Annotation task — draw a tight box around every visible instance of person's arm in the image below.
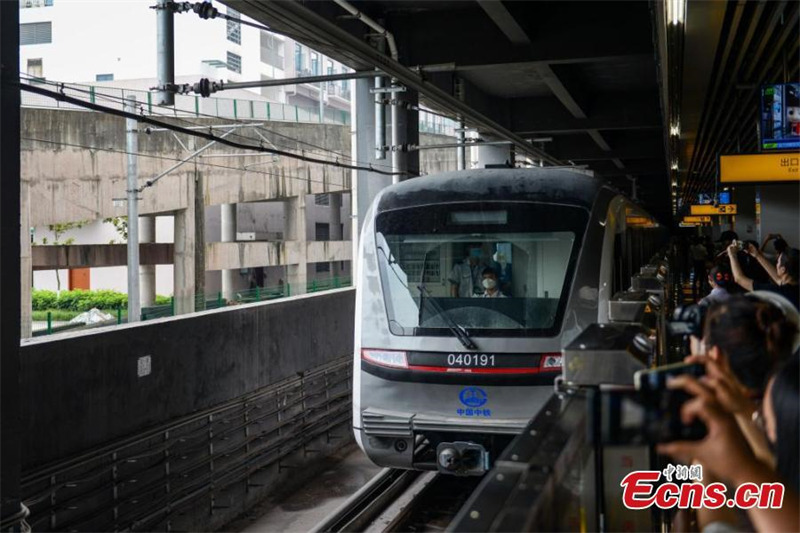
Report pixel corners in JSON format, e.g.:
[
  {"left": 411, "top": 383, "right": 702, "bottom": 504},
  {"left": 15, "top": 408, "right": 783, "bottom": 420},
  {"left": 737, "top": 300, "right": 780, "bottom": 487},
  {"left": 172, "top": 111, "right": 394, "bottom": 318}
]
[
  {"left": 728, "top": 245, "right": 754, "bottom": 291},
  {"left": 760, "top": 233, "right": 775, "bottom": 252},
  {"left": 658, "top": 378, "right": 800, "bottom": 532},
  {"left": 746, "top": 243, "right": 781, "bottom": 284},
  {"left": 729, "top": 459, "right": 800, "bottom": 532},
  {"left": 448, "top": 265, "right": 459, "bottom": 297}
]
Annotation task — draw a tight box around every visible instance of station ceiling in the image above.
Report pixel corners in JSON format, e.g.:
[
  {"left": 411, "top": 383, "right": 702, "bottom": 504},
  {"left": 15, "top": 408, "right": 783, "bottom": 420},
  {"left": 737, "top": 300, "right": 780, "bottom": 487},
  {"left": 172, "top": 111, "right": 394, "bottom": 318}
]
[{"left": 229, "top": 0, "right": 797, "bottom": 222}]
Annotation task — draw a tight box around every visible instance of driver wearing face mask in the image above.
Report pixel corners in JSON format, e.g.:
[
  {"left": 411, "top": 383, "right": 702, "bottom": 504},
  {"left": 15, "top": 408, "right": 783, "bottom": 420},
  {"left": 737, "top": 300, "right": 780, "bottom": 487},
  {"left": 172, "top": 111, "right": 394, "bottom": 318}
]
[{"left": 475, "top": 267, "right": 506, "bottom": 298}]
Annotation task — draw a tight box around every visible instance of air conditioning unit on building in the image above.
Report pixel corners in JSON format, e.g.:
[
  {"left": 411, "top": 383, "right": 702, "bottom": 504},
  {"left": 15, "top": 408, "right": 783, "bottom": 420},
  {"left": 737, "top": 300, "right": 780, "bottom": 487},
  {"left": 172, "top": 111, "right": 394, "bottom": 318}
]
[{"left": 236, "top": 232, "right": 256, "bottom": 241}]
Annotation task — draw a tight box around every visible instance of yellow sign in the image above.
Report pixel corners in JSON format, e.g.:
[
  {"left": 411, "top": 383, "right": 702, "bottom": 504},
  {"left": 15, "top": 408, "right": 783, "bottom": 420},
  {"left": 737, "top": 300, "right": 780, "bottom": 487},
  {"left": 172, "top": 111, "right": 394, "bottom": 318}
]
[
  {"left": 682, "top": 216, "right": 712, "bottom": 223},
  {"left": 626, "top": 216, "right": 650, "bottom": 225},
  {"left": 720, "top": 153, "right": 800, "bottom": 183},
  {"left": 690, "top": 204, "right": 738, "bottom": 215}
]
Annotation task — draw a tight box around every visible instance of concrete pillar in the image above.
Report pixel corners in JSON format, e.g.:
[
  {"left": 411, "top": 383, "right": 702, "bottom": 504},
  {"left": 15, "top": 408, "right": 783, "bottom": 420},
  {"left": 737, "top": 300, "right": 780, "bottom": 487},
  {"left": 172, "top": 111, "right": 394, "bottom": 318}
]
[
  {"left": 390, "top": 88, "right": 420, "bottom": 183},
  {"left": 352, "top": 77, "right": 394, "bottom": 281},
  {"left": 330, "top": 193, "right": 342, "bottom": 277},
  {"left": 139, "top": 216, "right": 156, "bottom": 308},
  {"left": 194, "top": 171, "right": 205, "bottom": 308},
  {"left": 220, "top": 203, "right": 237, "bottom": 299},
  {"left": 173, "top": 174, "right": 196, "bottom": 314},
  {"left": 477, "top": 134, "right": 514, "bottom": 168},
  {"left": 286, "top": 195, "right": 307, "bottom": 295},
  {"left": 20, "top": 181, "right": 31, "bottom": 339}
]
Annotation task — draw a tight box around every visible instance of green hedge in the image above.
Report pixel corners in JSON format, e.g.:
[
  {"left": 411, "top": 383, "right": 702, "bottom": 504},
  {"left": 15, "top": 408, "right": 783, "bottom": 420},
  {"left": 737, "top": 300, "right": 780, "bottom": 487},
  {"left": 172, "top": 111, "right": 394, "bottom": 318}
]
[{"left": 32, "top": 289, "right": 172, "bottom": 312}]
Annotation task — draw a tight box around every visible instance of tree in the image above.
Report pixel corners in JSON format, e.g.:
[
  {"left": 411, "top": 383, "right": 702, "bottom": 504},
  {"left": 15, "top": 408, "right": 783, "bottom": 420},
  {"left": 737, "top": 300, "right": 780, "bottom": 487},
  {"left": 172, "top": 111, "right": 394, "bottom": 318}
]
[
  {"left": 45, "top": 220, "right": 90, "bottom": 291},
  {"left": 103, "top": 216, "right": 128, "bottom": 244}
]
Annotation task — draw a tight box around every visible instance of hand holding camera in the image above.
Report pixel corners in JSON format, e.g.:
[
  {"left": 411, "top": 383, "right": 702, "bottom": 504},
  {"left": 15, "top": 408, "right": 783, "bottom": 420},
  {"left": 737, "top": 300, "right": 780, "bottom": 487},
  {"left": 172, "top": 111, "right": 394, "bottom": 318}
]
[
  {"left": 684, "top": 353, "right": 753, "bottom": 416},
  {"left": 656, "top": 375, "right": 758, "bottom": 484}
]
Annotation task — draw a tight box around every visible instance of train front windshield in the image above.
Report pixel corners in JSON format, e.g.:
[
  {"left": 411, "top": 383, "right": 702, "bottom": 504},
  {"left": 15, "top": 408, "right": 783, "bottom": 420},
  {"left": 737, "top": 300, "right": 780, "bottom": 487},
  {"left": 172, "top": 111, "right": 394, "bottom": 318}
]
[{"left": 375, "top": 202, "right": 589, "bottom": 337}]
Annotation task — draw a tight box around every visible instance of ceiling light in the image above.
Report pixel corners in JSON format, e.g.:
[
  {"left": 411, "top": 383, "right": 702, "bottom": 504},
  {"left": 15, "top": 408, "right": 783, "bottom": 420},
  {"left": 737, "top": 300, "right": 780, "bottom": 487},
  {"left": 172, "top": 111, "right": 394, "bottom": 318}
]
[
  {"left": 671, "top": 161, "right": 679, "bottom": 171},
  {"left": 667, "top": 0, "right": 686, "bottom": 25},
  {"left": 670, "top": 122, "right": 680, "bottom": 136}
]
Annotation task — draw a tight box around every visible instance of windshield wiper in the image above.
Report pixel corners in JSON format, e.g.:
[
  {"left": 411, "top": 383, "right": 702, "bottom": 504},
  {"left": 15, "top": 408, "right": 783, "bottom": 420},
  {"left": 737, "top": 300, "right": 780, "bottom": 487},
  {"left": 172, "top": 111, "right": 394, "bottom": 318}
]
[{"left": 417, "top": 285, "right": 477, "bottom": 350}]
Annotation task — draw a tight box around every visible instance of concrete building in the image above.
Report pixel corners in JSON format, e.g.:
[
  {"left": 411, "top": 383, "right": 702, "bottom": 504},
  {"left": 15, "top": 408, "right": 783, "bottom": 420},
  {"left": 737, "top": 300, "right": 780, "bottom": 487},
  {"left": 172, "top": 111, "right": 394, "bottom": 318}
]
[{"left": 21, "top": 106, "right": 458, "bottom": 335}]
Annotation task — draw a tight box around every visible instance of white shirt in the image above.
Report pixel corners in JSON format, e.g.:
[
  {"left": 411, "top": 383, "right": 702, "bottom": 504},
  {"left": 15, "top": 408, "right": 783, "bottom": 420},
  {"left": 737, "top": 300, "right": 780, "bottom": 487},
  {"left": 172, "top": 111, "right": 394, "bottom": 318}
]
[{"left": 474, "top": 289, "right": 506, "bottom": 298}]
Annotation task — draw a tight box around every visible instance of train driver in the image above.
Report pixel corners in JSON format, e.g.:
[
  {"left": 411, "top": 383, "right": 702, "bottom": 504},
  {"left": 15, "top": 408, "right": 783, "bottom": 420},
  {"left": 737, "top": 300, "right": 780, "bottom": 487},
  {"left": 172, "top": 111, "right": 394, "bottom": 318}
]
[
  {"left": 449, "top": 245, "right": 486, "bottom": 297},
  {"left": 475, "top": 268, "right": 506, "bottom": 298}
]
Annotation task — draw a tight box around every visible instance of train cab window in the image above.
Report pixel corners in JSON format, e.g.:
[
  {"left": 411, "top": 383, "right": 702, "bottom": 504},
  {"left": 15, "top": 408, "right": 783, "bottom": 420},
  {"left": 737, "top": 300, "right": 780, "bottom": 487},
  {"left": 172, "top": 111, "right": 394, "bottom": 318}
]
[{"left": 374, "top": 202, "right": 588, "bottom": 337}]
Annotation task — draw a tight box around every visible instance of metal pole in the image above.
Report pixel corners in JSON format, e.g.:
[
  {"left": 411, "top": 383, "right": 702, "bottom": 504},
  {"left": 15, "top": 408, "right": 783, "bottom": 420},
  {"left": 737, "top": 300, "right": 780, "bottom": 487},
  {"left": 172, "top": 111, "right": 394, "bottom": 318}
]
[
  {"left": 156, "top": 0, "right": 175, "bottom": 106},
  {"left": 375, "top": 75, "right": 385, "bottom": 160},
  {"left": 391, "top": 93, "right": 401, "bottom": 183},
  {"left": 126, "top": 96, "right": 141, "bottom": 322},
  {"left": 319, "top": 81, "right": 325, "bottom": 123},
  {"left": 145, "top": 127, "right": 241, "bottom": 189},
  {"left": 457, "top": 120, "right": 466, "bottom": 170}
]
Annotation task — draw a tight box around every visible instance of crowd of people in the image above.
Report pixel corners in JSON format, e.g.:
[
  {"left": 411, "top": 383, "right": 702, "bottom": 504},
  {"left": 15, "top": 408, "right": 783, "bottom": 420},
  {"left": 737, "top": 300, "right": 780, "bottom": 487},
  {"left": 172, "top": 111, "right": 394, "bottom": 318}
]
[
  {"left": 659, "top": 230, "right": 800, "bottom": 531},
  {"left": 679, "top": 231, "right": 800, "bottom": 310}
]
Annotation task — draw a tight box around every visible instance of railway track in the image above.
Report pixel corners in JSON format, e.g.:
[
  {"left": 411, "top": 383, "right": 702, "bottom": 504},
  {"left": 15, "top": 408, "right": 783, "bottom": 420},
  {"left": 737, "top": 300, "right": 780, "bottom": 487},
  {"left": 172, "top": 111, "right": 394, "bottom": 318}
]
[{"left": 314, "top": 468, "right": 482, "bottom": 532}]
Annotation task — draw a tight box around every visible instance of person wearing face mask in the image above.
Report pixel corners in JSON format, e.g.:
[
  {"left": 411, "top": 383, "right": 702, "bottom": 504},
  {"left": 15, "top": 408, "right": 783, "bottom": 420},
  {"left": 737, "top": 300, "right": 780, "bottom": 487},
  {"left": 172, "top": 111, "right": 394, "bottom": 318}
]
[
  {"left": 475, "top": 268, "right": 505, "bottom": 298},
  {"left": 449, "top": 245, "right": 485, "bottom": 298}
]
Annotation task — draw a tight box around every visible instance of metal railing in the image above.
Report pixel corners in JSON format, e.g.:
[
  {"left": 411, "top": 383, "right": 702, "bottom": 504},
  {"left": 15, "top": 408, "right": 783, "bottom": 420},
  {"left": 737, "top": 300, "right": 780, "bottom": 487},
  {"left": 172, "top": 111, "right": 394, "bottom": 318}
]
[
  {"left": 21, "top": 79, "right": 456, "bottom": 135},
  {"left": 20, "top": 80, "right": 352, "bottom": 126},
  {"left": 31, "top": 277, "right": 352, "bottom": 335},
  {"left": 141, "top": 276, "right": 352, "bottom": 322}
]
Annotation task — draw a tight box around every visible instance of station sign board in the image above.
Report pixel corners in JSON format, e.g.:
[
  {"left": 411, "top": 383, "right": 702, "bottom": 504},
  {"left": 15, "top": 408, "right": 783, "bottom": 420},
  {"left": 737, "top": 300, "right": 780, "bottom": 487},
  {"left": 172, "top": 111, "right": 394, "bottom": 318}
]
[
  {"left": 720, "top": 153, "right": 800, "bottom": 183},
  {"left": 690, "top": 204, "right": 738, "bottom": 215},
  {"left": 682, "top": 216, "right": 712, "bottom": 223}
]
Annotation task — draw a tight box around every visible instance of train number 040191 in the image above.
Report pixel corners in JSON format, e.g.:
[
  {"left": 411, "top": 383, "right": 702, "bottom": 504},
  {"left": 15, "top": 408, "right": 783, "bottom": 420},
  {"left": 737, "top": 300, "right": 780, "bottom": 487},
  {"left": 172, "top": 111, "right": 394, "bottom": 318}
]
[{"left": 446, "top": 353, "right": 496, "bottom": 367}]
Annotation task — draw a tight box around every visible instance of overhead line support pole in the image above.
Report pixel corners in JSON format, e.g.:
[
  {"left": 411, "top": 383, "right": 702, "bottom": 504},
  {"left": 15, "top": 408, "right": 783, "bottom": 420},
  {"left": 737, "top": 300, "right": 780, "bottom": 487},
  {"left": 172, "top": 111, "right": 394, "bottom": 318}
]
[
  {"left": 126, "top": 96, "right": 141, "bottom": 323},
  {"left": 156, "top": 0, "right": 175, "bottom": 106}
]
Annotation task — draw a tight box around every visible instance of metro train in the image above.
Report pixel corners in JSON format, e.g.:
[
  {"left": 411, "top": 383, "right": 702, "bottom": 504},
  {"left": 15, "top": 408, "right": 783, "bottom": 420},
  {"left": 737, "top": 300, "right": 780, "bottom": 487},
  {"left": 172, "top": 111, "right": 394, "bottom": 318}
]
[{"left": 352, "top": 168, "right": 663, "bottom": 475}]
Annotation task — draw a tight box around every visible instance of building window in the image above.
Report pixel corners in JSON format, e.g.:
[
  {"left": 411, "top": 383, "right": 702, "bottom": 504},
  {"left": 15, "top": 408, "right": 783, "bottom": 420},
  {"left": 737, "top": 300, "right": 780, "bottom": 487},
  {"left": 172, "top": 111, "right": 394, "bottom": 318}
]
[
  {"left": 310, "top": 52, "right": 319, "bottom": 75},
  {"left": 315, "top": 223, "right": 330, "bottom": 241},
  {"left": 294, "top": 43, "right": 303, "bottom": 73},
  {"left": 227, "top": 51, "right": 241, "bottom": 74},
  {"left": 316, "top": 262, "right": 331, "bottom": 273},
  {"left": 260, "top": 31, "right": 283, "bottom": 68},
  {"left": 327, "top": 60, "right": 335, "bottom": 90},
  {"left": 26, "top": 58, "right": 43, "bottom": 79},
  {"left": 314, "top": 194, "right": 330, "bottom": 206},
  {"left": 95, "top": 73, "right": 113, "bottom": 82},
  {"left": 20, "top": 21, "right": 52, "bottom": 45},
  {"left": 226, "top": 7, "right": 241, "bottom": 44},
  {"left": 21, "top": 0, "right": 53, "bottom": 8}
]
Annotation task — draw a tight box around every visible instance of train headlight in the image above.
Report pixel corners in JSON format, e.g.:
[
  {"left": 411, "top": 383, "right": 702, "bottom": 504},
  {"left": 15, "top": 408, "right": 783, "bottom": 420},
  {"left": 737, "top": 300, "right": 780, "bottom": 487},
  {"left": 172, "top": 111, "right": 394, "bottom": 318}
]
[
  {"left": 362, "top": 349, "right": 408, "bottom": 369},
  {"left": 540, "top": 353, "right": 563, "bottom": 371}
]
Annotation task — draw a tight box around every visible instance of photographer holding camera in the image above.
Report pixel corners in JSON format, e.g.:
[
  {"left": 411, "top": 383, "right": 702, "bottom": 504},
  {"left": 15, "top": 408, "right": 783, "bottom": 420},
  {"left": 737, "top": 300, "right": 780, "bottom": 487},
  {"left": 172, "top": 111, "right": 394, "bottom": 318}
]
[
  {"left": 727, "top": 243, "right": 799, "bottom": 309},
  {"left": 657, "top": 296, "right": 799, "bottom": 532},
  {"left": 659, "top": 353, "right": 799, "bottom": 532}
]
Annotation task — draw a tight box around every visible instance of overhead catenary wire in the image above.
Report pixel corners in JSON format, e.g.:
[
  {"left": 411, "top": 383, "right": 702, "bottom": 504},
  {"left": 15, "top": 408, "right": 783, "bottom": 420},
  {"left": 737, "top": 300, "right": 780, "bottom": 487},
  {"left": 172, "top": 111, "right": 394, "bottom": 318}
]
[
  {"left": 19, "top": 74, "right": 401, "bottom": 173},
  {"left": 19, "top": 81, "right": 407, "bottom": 177},
  {"left": 21, "top": 137, "right": 351, "bottom": 192}
]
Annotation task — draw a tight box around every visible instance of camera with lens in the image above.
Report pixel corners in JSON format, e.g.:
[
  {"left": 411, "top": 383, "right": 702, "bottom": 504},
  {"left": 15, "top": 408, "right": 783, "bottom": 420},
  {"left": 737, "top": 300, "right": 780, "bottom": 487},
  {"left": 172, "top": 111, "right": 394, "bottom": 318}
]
[
  {"left": 667, "top": 304, "right": 707, "bottom": 355},
  {"left": 595, "top": 362, "right": 707, "bottom": 445}
]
